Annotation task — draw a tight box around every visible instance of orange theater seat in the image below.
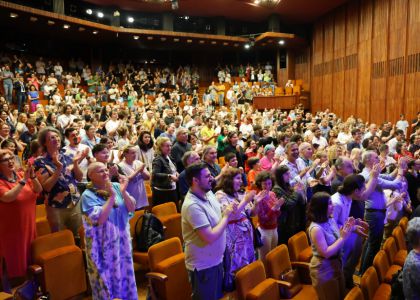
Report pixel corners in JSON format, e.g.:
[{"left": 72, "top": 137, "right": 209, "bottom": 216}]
[
  {"left": 392, "top": 226, "right": 407, "bottom": 252},
  {"left": 218, "top": 157, "right": 226, "bottom": 167},
  {"left": 285, "top": 87, "right": 293, "bottom": 95},
  {"left": 360, "top": 267, "right": 391, "bottom": 300},
  {"left": 344, "top": 286, "right": 364, "bottom": 300},
  {"left": 265, "top": 245, "right": 317, "bottom": 299},
  {"left": 35, "top": 204, "right": 51, "bottom": 237},
  {"left": 146, "top": 238, "right": 191, "bottom": 300},
  {"left": 382, "top": 237, "right": 407, "bottom": 267},
  {"left": 129, "top": 210, "right": 149, "bottom": 270},
  {"left": 288, "top": 231, "right": 313, "bottom": 263},
  {"left": 372, "top": 250, "right": 401, "bottom": 284},
  {"left": 31, "top": 230, "right": 87, "bottom": 300},
  {"left": 235, "top": 260, "right": 279, "bottom": 300},
  {"left": 398, "top": 217, "right": 408, "bottom": 234},
  {"left": 152, "top": 202, "right": 183, "bottom": 243}
]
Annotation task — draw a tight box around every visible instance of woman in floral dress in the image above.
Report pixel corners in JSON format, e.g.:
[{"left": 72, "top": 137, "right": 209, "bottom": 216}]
[
  {"left": 81, "top": 162, "right": 137, "bottom": 299},
  {"left": 215, "top": 168, "right": 262, "bottom": 291}
]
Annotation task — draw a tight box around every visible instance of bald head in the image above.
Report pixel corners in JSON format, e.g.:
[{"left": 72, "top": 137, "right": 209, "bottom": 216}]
[{"left": 87, "top": 162, "right": 106, "bottom": 178}]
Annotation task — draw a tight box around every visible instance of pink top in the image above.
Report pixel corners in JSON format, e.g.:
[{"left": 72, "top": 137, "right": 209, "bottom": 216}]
[{"left": 259, "top": 156, "right": 273, "bottom": 171}]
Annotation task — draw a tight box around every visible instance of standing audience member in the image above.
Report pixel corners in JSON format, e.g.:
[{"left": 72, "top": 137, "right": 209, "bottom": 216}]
[
  {"left": 34, "top": 127, "right": 86, "bottom": 238},
  {"left": 307, "top": 192, "right": 354, "bottom": 300},
  {"left": 215, "top": 168, "right": 258, "bottom": 291},
  {"left": 151, "top": 137, "right": 178, "bottom": 206},
  {"left": 0, "top": 150, "right": 42, "bottom": 282},
  {"left": 181, "top": 163, "right": 235, "bottom": 300},
  {"left": 170, "top": 128, "right": 192, "bottom": 173},
  {"left": 178, "top": 151, "right": 201, "bottom": 202},
  {"left": 81, "top": 162, "right": 137, "bottom": 299},
  {"left": 137, "top": 130, "right": 154, "bottom": 172}
]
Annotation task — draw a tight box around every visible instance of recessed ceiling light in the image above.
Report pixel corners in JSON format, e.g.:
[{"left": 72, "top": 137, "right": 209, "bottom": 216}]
[
  {"left": 127, "top": 17, "right": 134, "bottom": 23},
  {"left": 174, "top": 38, "right": 180, "bottom": 42},
  {"left": 244, "top": 44, "right": 250, "bottom": 49},
  {"left": 10, "top": 13, "right": 18, "bottom": 18},
  {"left": 97, "top": 12, "right": 104, "bottom": 18},
  {"left": 134, "top": 35, "right": 139, "bottom": 40},
  {"left": 254, "top": 0, "right": 260, "bottom": 4},
  {"left": 187, "top": 39, "right": 192, "bottom": 43},
  {"left": 279, "top": 40, "right": 285, "bottom": 45},
  {"left": 211, "top": 41, "right": 217, "bottom": 45},
  {"left": 161, "top": 37, "right": 167, "bottom": 41},
  {"left": 47, "top": 20, "right": 55, "bottom": 25},
  {"left": 63, "top": 24, "right": 70, "bottom": 29},
  {"left": 86, "top": 9, "right": 93, "bottom": 15},
  {"left": 147, "top": 36, "right": 154, "bottom": 40},
  {"left": 79, "top": 27, "right": 85, "bottom": 31},
  {"left": 93, "top": 30, "right": 98, "bottom": 34},
  {"left": 199, "top": 40, "right": 205, "bottom": 44},
  {"left": 234, "top": 43, "right": 239, "bottom": 47},
  {"left": 30, "top": 16, "right": 38, "bottom": 22},
  {"left": 223, "top": 42, "right": 228, "bottom": 46}
]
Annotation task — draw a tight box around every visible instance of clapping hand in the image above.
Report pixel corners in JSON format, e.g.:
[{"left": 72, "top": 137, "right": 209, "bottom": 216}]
[
  {"left": 340, "top": 218, "right": 355, "bottom": 240},
  {"left": 353, "top": 218, "right": 369, "bottom": 238},
  {"left": 119, "top": 175, "right": 129, "bottom": 193},
  {"left": 73, "top": 148, "right": 89, "bottom": 163},
  {"left": 254, "top": 190, "right": 268, "bottom": 203},
  {"left": 24, "top": 165, "right": 35, "bottom": 181},
  {"left": 51, "top": 152, "right": 63, "bottom": 171},
  {"left": 244, "top": 190, "right": 257, "bottom": 203},
  {"left": 371, "top": 163, "right": 382, "bottom": 178}
]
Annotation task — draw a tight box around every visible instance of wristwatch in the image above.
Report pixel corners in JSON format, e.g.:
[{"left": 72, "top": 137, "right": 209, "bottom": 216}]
[{"left": 19, "top": 180, "right": 27, "bottom": 186}]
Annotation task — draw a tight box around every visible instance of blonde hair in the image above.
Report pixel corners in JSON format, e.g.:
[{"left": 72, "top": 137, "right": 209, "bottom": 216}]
[
  {"left": 119, "top": 144, "right": 136, "bottom": 160},
  {"left": 154, "top": 137, "right": 171, "bottom": 156}
]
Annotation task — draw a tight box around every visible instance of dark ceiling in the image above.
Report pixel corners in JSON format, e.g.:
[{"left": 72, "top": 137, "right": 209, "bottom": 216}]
[{"left": 82, "top": 0, "right": 351, "bottom": 23}]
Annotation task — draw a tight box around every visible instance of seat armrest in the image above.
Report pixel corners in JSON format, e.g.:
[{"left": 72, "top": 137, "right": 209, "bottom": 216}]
[
  {"left": 274, "top": 279, "right": 292, "bottom": 288},
  {"left": 28, "top": 264, "right": 43, "bottom": 275},
  {"left": 291, "top": 261, "right": 310, "bottom": 269},
  {"left": 146, "top": 272, "right": 168, "bottom": 282}
]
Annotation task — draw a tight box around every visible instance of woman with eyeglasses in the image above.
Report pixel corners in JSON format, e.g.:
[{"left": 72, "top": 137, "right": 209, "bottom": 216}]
[{"left": 0, "top": 149, "right": 42, "bottom": 283}]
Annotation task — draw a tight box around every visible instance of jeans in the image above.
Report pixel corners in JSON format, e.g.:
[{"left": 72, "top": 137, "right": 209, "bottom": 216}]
[
  {"left": 3, "top": 81, "right": 13, "bottom": 103},
  {"left": 360, "top": 210, "right": 385, "bottom": 274},
  {"left": 218, "top": 94, "right": 224, "bottom": 106},
  {"left": 188, "top": 263, "right": 223, "bottom": 300},
  {"left": 16, "top": 92, "right": 26, "bottom": 112}
]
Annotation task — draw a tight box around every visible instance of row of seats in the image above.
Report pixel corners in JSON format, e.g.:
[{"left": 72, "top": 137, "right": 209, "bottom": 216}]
[{"left": 344, "top": 220, "right": 408, "bottom": 300}]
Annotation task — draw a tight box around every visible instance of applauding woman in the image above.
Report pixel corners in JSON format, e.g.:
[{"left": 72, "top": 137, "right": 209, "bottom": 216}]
[
  {"left": 307, "top": 192, "right": 354, "bottom": 300},
  {"left": 81, "top": 162, "right": 137, "bottom": 299},
  {"left": 215, "top": 168, "right": 259, "bottom": 291},
  {"left": 118, "top": 145, "right": 150, "bottom": 210},
  {"left": 0, "top": 150, "right": 42, "bottom": 282}
]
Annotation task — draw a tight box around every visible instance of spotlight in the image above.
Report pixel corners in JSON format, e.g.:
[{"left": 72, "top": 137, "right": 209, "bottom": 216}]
[
  {"left": 93, "top": 30, "right": 98, "bottom": 34},
  {"left": 128, "top": 17, "right": 134, "bottom": 23},
  {"left": 86, "top": 9, "right": 92, "bottom": 15},
  {"left": 279, "top": 40, "right": 285, "bottom": 45},
  {"left": 244, "top": 43, "right": 250, "bottom": 49},
  {"left": 63, "top": 24, "right": 70, "bottom": 29},
  {"left": 47, "top": 20, "right": 55, "bottom": 25},
  {"left": 10, "top": 13, "right": 18, "bottom": 18},
  {"left": 134, "top": 35, "right": 139, "bottom": 40},
  {"left": 113, "top": 11, "right": 120, "bottom": 17},
  {"left": 97, "top": 12, "right": 104, "bottom": 18}
]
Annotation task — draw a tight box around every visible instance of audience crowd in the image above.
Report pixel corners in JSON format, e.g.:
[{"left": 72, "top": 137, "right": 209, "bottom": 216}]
[{"left": 0, "top": 53, "right": 420, "bottom": 300}]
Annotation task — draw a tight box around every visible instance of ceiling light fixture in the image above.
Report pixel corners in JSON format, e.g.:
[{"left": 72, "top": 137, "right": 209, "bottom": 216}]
[
  {"left": 47, "top": 20, "right": 55, "bottom": 25},
  {"left": 79, "top": 27, "right": 85, "bottom": 31},
  {"left": 63, "top": 24, "right": 70, "bottom": 29},
  {"left": 127, "top": 17, "right": 134, "bottom": 23},
  {"left": 86, "top": 9, "right": 92, "bottom": 15},
  {"left": 244, "top": 43, "right": 250, "bottom": 49},
  {"left": 93, "top": 30, "right": 98, "bottom": 34},
  {"left": 97, "top": 12, "right": 104, "bottom": 18},
  {"left": 10, "top": 12, "right": 18, "bottom": 18},
  {"left": 278, "top": 40, "right": 285, "bottom": 45},
  {"left": 134, "top": 35, "right": 139, "bottom": 40},
  {"left": 30, "top": 16, "right": 38, "bottom": 22}
]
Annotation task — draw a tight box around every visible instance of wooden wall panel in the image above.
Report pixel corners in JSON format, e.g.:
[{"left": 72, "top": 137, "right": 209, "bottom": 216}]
[
  {"left": 332, "top": 7, "right": 346, "bottom": 117},
  {"left": 310, "top": 0, "right": 420, "bottom": 124},
  {"left": 295, "top": 48, "right": 311, "bottom": 91},
  {"left": 322, "top": 15, "right": 334, "bottom": 111},
  {"left": 343, "top": 0, "right": 359, "bottom": 120}
]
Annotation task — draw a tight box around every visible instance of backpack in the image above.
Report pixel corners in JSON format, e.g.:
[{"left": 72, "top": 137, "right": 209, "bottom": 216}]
[
  {"left": 390, "top": 269, "right": 405, "bottom": 300},
  {"left": 135, "top": 211, "right": 164, "bottom": 252}
]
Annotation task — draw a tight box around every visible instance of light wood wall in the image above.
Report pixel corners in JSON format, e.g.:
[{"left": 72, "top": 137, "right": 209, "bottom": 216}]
[{"left": 310, "top": 0, "right": 420, "bottom": 124}]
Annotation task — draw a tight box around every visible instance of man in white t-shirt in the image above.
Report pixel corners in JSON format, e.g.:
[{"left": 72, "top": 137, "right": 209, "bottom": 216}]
[
  {"left": 396, "top": 114, "right": 409, "bottom": 136},
  {"left": 312, "top": 128, "right": 329, "bottom": 150},
  {"left": 387, "top": 129, "right": 405, "bottom": 155},
  {"left": 57, "top": 105, "right": 76, "bottom": 130}
]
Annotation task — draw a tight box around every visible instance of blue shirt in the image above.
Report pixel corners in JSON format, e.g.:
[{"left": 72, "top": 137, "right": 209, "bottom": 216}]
[{"left": 360, "top": 167, "right": 402, "bottom": 210}]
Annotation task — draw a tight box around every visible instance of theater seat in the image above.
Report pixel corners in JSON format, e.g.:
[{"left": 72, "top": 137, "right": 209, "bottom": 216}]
[
  {"left": 0, "top": 292, "right": 12, "bottom": 300},
  {"left": 360, "top": 267, "right": 391, "bottom": 300},
  {"left": 145, "top": 182, "right": 153, "bottom": 207},
  {"left": 152, "top": 202, "right": 183, "bottom": 243},
  {"left": 235, "top": 260, "right": 279, "bottom": 300},
  {"left": 265, "top": 244, "right": 317, "bottom": 299},
  {"left": 398, "top": 217, "right": 408, "bottom": 234},
  {"left": 30, "top": 230, "right": 87, "bottom": 300},
  {"left": 35, "top": 204, "right": 51, "bottom": 237},
  {"left": 218, "top": 157, "right": 226, "bottom": 167},
  {"left": 146, "top": 238, "right": 191, "bottom": 300},
  {"left": 382, "top": 237, "right": 407, "bottom": 267},
  {"left": 344, "top": 286, "right": 364, "bottom": 300},
  {"left": 372, "top": 250, "right": 401, "bottom": 284},
  {"left": 392, "top": 226, "right": 407, "bottom": 252},
  {"left": 288, "top": 231, "right": 312, "bottom": 263},
  {"left": 129, "top": 210, "right": 149, "bottom": 270}
]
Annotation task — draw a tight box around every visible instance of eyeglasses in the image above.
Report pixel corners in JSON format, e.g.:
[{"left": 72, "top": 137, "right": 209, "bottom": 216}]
[{"left": 0, "top": 157, "right": 14, "bottom": 163}]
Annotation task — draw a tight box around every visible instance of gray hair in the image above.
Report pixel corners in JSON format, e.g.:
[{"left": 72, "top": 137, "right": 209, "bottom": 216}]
[
  {"left": 362, "top": 150, "right": 375, "bottom": 165},
  {"left": 407, "top": 217, "right": 420, "bottom": 248}
]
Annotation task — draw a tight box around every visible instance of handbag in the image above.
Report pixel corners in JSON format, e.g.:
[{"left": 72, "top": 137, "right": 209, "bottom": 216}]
[
  {"left": 13, "top": 279, "right": 39, "bottom": 300},
  {"left": 279, "top": 269, "right": 303, "bottom": 299}
]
